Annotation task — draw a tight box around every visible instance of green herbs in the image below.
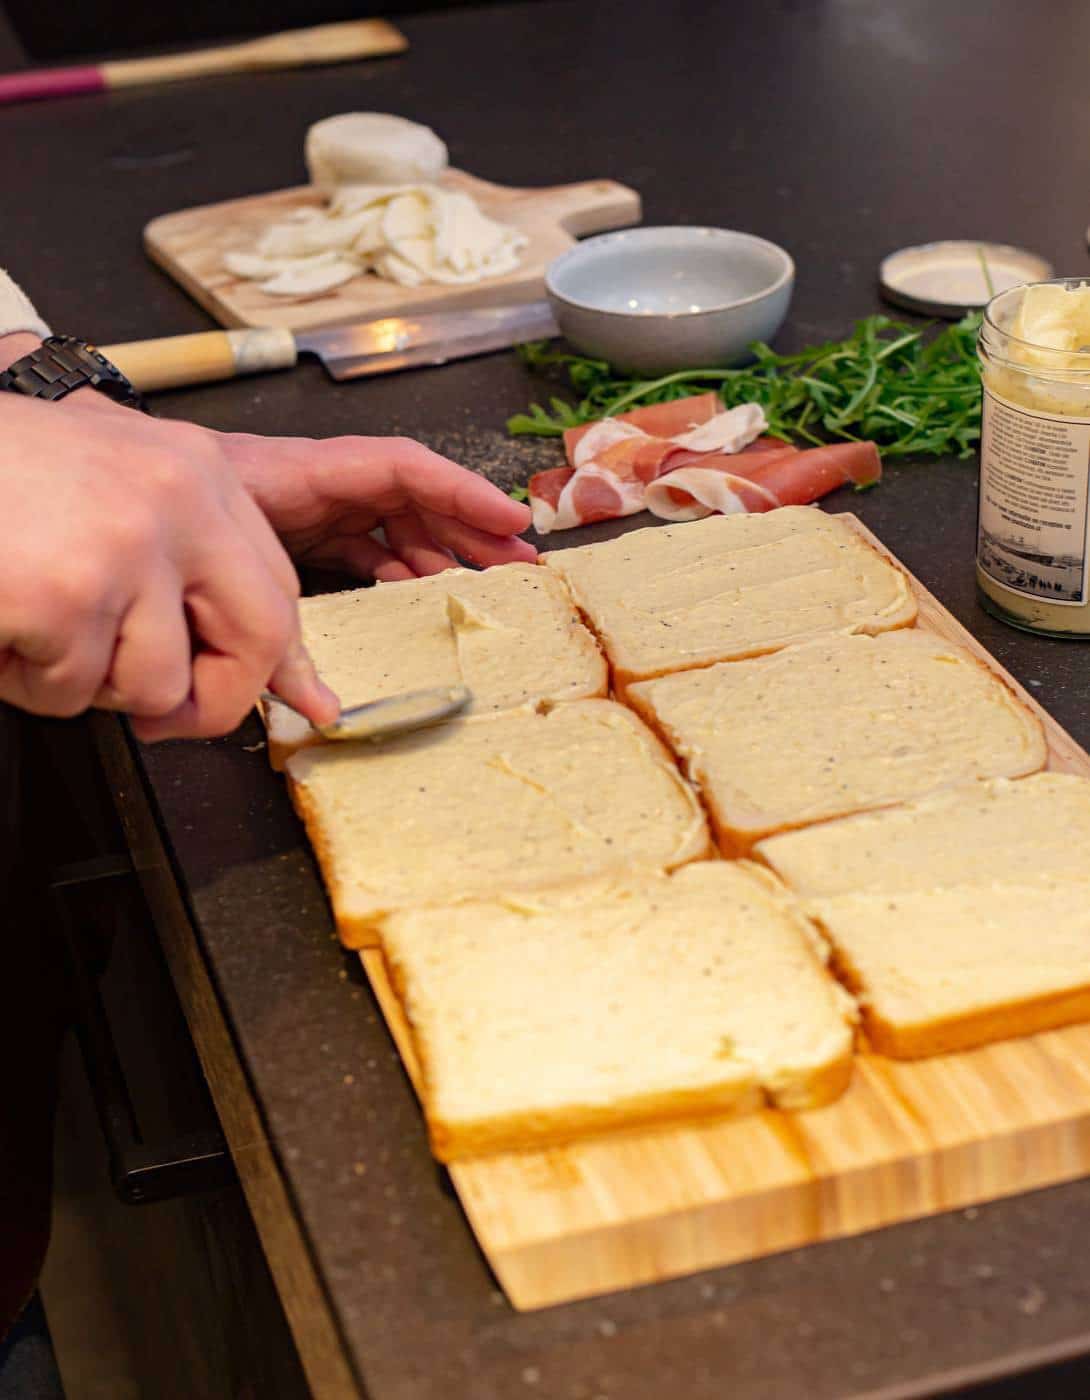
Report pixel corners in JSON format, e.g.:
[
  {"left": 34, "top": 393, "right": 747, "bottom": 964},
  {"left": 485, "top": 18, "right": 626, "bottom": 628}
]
[{"left": 507, "top": 312, "right": 983, "bottom": 459}]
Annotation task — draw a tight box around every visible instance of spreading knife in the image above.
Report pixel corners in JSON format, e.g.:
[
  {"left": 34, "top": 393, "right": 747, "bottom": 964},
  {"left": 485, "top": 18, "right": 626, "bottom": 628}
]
[
  {"left": 262, "top": 684, "right": 472, "bottom": 743},
  {"left": 102, "top": 301, "right": 558, "bottom": 393}
]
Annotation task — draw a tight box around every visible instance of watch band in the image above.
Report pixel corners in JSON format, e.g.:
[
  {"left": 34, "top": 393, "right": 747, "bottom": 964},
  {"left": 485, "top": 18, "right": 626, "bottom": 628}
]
[{"left": 0, "top": 335, "right": 142, "bottom": 408}]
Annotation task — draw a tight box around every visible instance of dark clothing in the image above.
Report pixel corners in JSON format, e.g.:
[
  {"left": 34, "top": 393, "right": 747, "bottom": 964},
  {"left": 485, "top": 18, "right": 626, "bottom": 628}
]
[
  {"left": 0, "top": 707, "right": 63, "bottom": 1341},
  {"left": 0, "top": 1295, "right": 64, "bottom": 1399}
]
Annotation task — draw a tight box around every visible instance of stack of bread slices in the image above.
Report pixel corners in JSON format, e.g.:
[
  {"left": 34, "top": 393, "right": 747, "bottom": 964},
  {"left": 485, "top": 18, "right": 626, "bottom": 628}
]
[{"left": 262, "top": 506, "right": 1090, "bottom": 1163}]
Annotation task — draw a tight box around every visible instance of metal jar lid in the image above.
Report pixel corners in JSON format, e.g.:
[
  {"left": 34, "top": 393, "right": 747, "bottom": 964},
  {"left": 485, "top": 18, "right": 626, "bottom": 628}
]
[{"left": 879, "top": 241, "right": 1053, "bottom": 318}]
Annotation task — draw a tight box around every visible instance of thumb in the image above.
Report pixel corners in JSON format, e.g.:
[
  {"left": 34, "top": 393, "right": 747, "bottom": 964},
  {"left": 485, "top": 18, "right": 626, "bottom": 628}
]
[{"left": 267, "top": 637, "right": 340, "bottom": 728}]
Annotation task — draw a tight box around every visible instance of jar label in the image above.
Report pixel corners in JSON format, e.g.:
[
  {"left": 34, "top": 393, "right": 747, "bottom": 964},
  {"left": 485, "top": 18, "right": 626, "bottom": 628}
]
[{"left": 977, "top": 387, "right": 1090, "bottom": 605}]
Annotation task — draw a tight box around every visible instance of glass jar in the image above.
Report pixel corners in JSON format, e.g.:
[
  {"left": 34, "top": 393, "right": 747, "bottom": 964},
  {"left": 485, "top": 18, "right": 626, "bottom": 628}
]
[{"left": 977, "top": 279, "right": 1090, "bottom": 637}]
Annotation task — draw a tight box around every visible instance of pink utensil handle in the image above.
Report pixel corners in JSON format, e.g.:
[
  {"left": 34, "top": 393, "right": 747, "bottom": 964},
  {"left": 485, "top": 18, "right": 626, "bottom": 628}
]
[{"left": 0, "top": 65, "right": 106, "bottom": 104}]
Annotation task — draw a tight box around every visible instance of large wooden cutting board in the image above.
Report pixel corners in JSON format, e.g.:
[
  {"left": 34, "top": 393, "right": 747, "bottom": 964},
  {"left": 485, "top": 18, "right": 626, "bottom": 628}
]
[
  {"left": 144, "top": 169, "right": 641, "bottom": 330},
  {"left": 360, "top": 515, "right": 1090, "bottom": 1312}
]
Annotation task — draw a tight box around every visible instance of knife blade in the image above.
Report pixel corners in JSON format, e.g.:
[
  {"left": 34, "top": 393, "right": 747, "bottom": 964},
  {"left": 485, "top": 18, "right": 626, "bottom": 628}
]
[
  {"left": 261, "top": 683, "right": 472, "bottom": 742},
  {"left": 103, "top": 301, "right": 558, "bottom": 394},
  {"left": 295, "top": 302, "right": 559, "bottom": 379}
]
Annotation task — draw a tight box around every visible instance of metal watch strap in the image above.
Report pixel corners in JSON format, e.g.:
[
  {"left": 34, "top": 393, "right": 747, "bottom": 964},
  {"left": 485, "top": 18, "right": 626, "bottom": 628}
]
[{"left": 0, "top": 335, "right": 143, "bottom": 408}]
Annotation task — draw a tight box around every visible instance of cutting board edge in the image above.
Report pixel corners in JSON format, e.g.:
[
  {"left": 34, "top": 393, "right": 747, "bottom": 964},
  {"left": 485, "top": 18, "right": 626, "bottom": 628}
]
[{"left": 481, "top": 1115, "right": 1090, "bottom": 1310}]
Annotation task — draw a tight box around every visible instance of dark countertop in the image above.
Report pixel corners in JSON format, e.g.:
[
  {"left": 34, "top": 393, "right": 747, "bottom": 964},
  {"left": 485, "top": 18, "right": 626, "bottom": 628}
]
[{"left": 6, "top": 2, "right": 1090, "bottom": 1396}]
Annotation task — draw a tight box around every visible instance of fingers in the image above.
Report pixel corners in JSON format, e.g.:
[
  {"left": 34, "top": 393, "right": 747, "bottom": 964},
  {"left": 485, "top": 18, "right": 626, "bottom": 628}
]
[
  {"left": 394, "top": 447, "right": 533, "bottom": 537},
  {"left": 415, "top": 507, "right": 539, "bottom": 567},
  {"left": 382, "top": 512, "right": 460, "bottom": 576},
  {"left": 0, "top": 605, "right": 119, "bottom": 718},
  {"left": 301, "top": 435, "right": 533, "bottom": 536},
  {"left": 92, "top": 566, "right": 191, "bottom": 717},
  {"left": 301, "top": 531, "right": 418, "bottom": 582},
  {"left": 134, "top": 531, "right": 335, "bottom": 743},
  {"left": 266, "top": 635, "right": 340, "bottom": 725},
  {"left": 223, "top": 476, "right": 304, "bottom": 602}
]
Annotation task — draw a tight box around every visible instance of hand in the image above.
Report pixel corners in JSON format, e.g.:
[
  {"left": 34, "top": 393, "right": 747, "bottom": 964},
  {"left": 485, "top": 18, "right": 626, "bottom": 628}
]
[
  {"left": 219, "top": 430, "right": 535, "bottom": 581},
  {"left": 0, "top": 390, "right": 339, "bottom": 741}
]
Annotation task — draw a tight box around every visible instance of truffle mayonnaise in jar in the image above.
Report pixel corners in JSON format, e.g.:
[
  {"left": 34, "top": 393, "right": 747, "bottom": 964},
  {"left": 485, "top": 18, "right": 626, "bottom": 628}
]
[{"left": 977, "top": 280, "right": 1090, "bottom": 636}]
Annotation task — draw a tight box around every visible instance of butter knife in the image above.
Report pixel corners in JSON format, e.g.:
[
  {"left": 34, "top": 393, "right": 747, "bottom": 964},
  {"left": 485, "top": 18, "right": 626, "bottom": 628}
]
[{"left": 262, "top": 684, "right": 472, "bottom": 743}]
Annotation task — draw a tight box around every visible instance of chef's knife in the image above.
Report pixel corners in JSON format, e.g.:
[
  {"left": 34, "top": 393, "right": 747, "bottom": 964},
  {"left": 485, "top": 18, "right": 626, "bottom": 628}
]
[{"left": 103, "top": 302, "right": 558, "bottom": 393}]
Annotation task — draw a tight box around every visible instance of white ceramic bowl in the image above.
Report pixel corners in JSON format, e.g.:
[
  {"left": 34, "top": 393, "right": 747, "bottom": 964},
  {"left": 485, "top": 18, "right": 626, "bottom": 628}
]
[{"left": 545, "top": 226, "right": 795, "bottom": 374}]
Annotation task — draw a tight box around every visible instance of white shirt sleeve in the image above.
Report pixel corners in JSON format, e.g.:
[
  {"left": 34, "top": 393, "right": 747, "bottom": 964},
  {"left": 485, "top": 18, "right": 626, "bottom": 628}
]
[{"left": 0, "top": 267, "right": 51, "bottom": 339}]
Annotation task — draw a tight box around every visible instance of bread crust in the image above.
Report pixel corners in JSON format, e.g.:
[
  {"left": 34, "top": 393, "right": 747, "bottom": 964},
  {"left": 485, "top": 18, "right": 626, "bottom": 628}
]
[
  {"left": 382, "top": 864, "right": 857, "bottom": 1162},
  {"left": 287, "top": 699, "right": 711, "bottom": 951},
  {"left": 380, "top": 946, "right": 753, "bottom": 1164},
  {"left": 810, "top": 914, "right": 1090, "bottom": 1060},
  {"left": 611, "top": 603, "right": 919, "bottom": 703},
  {"left": 261, "top": 563, "right": 610, "bottom": 768},
  {"left": 864, "top": 986, "right": 1090, "bottom": 1058},
  {"left": 545, "top": 515, "right": 920, "bottom": 696},
  {"left": 627, "top": 635, "right": 1048, "bottom": 857},
  {"left": 420, "top": 1042, "right": 855, "bottom": 1161},
  {"left": 426, "top": 1081, "right": 765, "bottom": 1163},
  {"left": 286, "top": 767, "right": 385, "bottom": 948},
  {"left": 625, "top": 686, "right": 765, "bottom": 854}
]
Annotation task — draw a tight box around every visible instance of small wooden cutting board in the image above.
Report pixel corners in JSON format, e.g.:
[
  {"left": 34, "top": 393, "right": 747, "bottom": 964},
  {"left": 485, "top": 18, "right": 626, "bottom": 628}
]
[{"left": 144, "top": 170, "right": 641, "bottom": 330}]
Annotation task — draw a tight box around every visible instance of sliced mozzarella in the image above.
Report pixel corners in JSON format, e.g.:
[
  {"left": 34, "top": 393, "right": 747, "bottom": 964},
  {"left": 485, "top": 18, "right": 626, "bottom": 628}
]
[
  {"left": 227, "top": 174, "right": 526, "bottom": 295},
  {"left": 371, "top": 248, "right": 427, "bottom": 287},
  {"left": 259, "top": 258, "right": 359, "bottom": 297},
  {"left": 383, "top": 191, "right": 435, "bottom": 244},
  {"left": 223, "top": 250, "right": 321, "bottom": 279},
  {"left": 330, "top": 182, "right": 407, "bottom": 216}
]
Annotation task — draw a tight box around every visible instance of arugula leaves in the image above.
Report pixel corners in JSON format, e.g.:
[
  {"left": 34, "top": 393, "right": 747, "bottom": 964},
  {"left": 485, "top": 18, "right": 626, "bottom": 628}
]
[{"left": 508, "top": 313, "right": 983, "bottom": 459}]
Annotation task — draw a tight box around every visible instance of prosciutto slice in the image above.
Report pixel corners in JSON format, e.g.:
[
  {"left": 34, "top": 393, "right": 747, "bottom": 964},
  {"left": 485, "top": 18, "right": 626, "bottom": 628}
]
[
  {"left": 644, "top": 441, "right": 881, "bottom": 521},
  {"left": 526, "top": 388, "right": 881, "bottom": 534},
  {"left": 562, "top": 392, "right": 721, "bottom": 463},
  {"left": 528, "top": 463, "right": 648, "bottom": 534},
  {"left": 530, "top": 396, "right": 769, "bottom": 534}
]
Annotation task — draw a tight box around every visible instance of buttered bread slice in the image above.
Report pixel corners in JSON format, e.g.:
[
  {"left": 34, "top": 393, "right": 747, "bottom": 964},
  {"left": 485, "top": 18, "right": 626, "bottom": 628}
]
[
  {"left": 541, "top": 508, "right": 916, "bottom": 694},
  {"left": 808, "top": 880, "right": 1090, "bottom": 1057},
  {"left": 286, "top": 699, "right": 709, "bottom": 948},
  {"left": 263, "top": 563, "right": 606, "bottom": 767},
  {"left": 381, "top": 862, "right": 857, "bottom": 1161},
  {"left": 758, "top": 774, "right": 1090, "bottom": 897},
  {"left": 627, "top": 630, "right": 1047, "bottom": 853}
]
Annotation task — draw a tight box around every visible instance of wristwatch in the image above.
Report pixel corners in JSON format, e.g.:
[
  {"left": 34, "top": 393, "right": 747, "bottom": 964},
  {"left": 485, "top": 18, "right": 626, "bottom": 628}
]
[{"left": 0, "top": 335, "right": 142, "bottom": 408}]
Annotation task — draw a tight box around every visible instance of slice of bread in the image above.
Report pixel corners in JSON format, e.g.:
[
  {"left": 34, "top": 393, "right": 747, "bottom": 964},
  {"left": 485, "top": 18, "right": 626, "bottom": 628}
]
[
  {"left": 627, "top": 630, "right": 1047, "bottom": 853},
  {"left": 757, "top": 773, "right": 1090, "bottom": 897},
  {"left": 286, "top": 699, "right": 710, "bottom": 948},
  {"left": 262, "top": 563, "right": 606, "bottom": 767},
  {"left": 541, "top": 508, "right": 916, "bottom": 695},
  {"left": 380, "top": 862, "right": 857, "bottom": 1161},
  {"left": 808, "top": 880, "right": 1090, "bottom": 1057}
]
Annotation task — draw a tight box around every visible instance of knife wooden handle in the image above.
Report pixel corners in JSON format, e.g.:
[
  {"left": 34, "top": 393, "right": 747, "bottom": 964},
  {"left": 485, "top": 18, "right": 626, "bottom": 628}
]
[
  {"left": 100, "top": 20, "right": 408, "bottom": 89},
  {"left": 103, "top": 328, "right": 297, "bottom": 393}
]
